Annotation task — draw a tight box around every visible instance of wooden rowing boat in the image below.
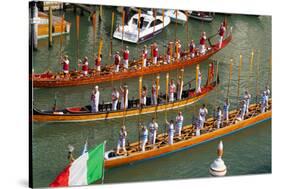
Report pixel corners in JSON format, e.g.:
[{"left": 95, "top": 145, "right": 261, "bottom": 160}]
[
  {"left": 32, "top": 33, "right": 232, "bottom": 88},
  {"left": 33, "top": 77, "right": 219, "bottom": 122},
  {"left": 104, "top": 100, "right": 272, "bottom": 169}
]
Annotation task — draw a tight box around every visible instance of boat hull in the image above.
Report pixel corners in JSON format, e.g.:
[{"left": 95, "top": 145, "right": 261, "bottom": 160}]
[{"left": 104, "top": 110, "right": 271, "bottom": 168}]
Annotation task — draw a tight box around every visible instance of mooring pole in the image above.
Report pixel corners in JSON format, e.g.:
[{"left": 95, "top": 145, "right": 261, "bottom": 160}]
[{"left": 48, "top": 7, "right": 53, "bottom": 47}]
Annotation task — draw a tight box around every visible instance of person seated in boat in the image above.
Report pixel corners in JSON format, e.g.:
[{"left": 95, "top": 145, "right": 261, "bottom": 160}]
[
  {"left": 216, "top": 106, "right": 222, "bottom": 129},
  {"left": 175, "top": 112, "right": 184, "bottom": 137},
  {"left": 148, "top": 117, "right": 159, "bottom": 146},
  {"left": 81, "top": 56, "right": 89, "bottom": 76},
  {"left": 120, "top": 84, "right": 129, "bottom": 110},
  {"left": 91, "top": 85, "right": 100, "bottom": 113},
  {"left": 175, "top": 39, "right": 182, "bottom": 60},
  {"left": 114, "top": 51, "right": 121, "bottom": 73},
  {"left": 199, "top": 32, "right": 207, "bottom": 55},
  {"left": 152, "top": 42, "right": 158, "bottom": 65},
  {"left": 177, "top": 76, "right": 183, "bottom": 100},
  {"left": 140, "top": 125, "right": 148, "bottom": 152},
  {"left": 169, "top": 79, "right": 177, "bottom": 102},
  {"left": 189, "top": 40, "right": 196, "bottom": 59},
  {"left": 112, "top": 87, "right": 120, "bottom": 111},
  {"left": 140, "top": 86, "right": 147, "bottom": 107},
  {"left": 261, "top": 91, "right": 267, "bottom": 113},
  {"left": 116, "top": 126, "right": 127, "bottom": 154},
  {"left": 61, "top": 55, "right": 70, "bottom": 75},
  {"left": 243, "top": 90, "right": 251, "bottom": 114},
  {"left": 165, "top": 119, "right": 175, "bottom": 145},
  {"left": 123, "top": 46, "right": 130, "bottom": 70},
  {"left": 142, "top": 45, "right": 148, "bottom": 67},
  {"left": 166, "top": 42, "right": 173, "bottom": 64},
  {"left": 223, "top": 98, "right": 230, "bottom": 123},
  {"left": 95, "top": 54, "right": 102, "bottom": 72},
  {"left": 196, "top": 70, "right": 202, "bottom": 93},
  {"left": 199, "top": 104, "right": 208, "bottom": 129},
  {"left": 151, "top": 80, "right": 160, "bottom": 105},
  {"left": 218, "top": 22, "right": 226, "bottom": 48}
]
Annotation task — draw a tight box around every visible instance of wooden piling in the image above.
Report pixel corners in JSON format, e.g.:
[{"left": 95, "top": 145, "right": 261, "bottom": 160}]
[{"left": 48, "top": 7, "right": 53, "bottom": 47}]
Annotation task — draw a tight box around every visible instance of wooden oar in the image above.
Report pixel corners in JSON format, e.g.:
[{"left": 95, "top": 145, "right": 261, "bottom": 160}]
[
  {"left": 237, "top": 55, "right": 242, "bottom": 107},
  {"left": 255, "top": 50, "right": 261, "bottom": 103},
  {"left": 92, "top": 13, "right": 97, "bottom": 64},
  {"left": 248, "top": 50, "right": 254, "bottom": 91},
  {"left": 109, "top": 11, "right": 115, "bottom": 57},
  {"left": 76, "top": 15, "right": 80, "bottom": 65},
  {"left": 137, "top": 9, "right": 141, "bottom": 44},
  {"left": 175, "top": 10, "right": 178, "bottom": 41},
  {"left": 138, "top": 76, "right": 143, "bottom": 151},
  {"left": 185, "top": 10, "right": 189, "bottom": 47},
  {"left": 226, "top": 59, "right": 233, "bottom": 99},
  {"left": 121, "top": 9, "right": 125, "bottom": 50},
  {"left": 59, "top": 14, "right": 64, "bottom": 61}
]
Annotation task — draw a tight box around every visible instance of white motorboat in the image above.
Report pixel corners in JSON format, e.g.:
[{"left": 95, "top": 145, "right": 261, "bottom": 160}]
[
  {"left": 188, "top": 11, "right": 214, "bottom": 22},
  {"left": 147, "top": 9, "right": 192, "bottom": 24},
  {"left": 113, "top": 13, "right": 171, "bottom": 43}
]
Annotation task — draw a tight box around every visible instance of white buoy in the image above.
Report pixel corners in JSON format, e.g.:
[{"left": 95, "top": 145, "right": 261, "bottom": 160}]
[{"left": 209, "top": 140, "right": 227, "bottom": 176}]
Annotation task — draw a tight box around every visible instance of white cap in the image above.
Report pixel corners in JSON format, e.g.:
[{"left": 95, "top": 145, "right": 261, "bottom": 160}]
[{"left": 95, "top": 85, "right": 99, "bottom": 89}]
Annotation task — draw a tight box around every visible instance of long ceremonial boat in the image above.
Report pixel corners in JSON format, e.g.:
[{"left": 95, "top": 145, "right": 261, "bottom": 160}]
[
  {"left": 104, "top": 100, "right": 272, "bottom": 169},
  {"left": 33, "top": 76, "right": 219, "bottom": 122},
  {"left": 32, "top": 32, "right": 232, "bottom": 88}
]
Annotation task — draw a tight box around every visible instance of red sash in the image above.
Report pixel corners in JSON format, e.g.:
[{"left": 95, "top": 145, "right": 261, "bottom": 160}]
[
  {"left": 153, "top": 48, "right": 158, "bottom": 57},
  {"left": 123, "top": 50, "right": 129, "bottom": 60},
  {"left": 114, "top": 55, "right": 120, "bottom": 65}
]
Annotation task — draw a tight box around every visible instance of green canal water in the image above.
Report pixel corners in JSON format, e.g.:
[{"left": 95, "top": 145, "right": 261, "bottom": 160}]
[{"left": 31, "top": 6, "right": 271, "bottom": 187}]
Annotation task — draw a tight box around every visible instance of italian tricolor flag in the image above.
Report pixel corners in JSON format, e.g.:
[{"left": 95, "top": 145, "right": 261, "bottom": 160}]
[{"left": 49, "top": 143, "right": 105, "bottom": 187}]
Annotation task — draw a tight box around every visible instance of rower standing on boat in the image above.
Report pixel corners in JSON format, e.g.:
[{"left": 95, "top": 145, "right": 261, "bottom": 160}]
[
  {"left": 261, "top": 91, "right": 267, "bottom": 113},
  {"left": 151, "top": 81, "right": 159, "bottom": 105},
  {"left": 199, "top": 104, "right": 208, "bottom": 129},
  {"left": 175, "top": 40, "right": 182, "bottom": 60},
  {"left": 112, "top": 87, "right": 120, "bottom": 111},
  {"left": 175, "top": 112, "right": 184, "bottom": 137},
  {"left": 177, "top": 76, "right": 183, "bottom": 100},
  {"left": 244, "top": 91, "right": 251, "bottom": 114},
  {"left": 148, "top": 118, "right": 159, "bottom": 146},
  {"left": 166, "top": 120, "right": 175, "bottom": 145},
  {"left": 91, "top": 85, "right": 100, "bottom": 112},
  {"left": 140, "top": 125, "right": 148, "bottom": 152},
  {"left": 264, "top": 86, "right": 271, "bottom": 107},
  {"left": 116, "top": 126, "right": 127, "bottom": 154},
  {"left": 216, "top": 106, "right": 222, "bottom": 129},
  {"left": 120, "top": 84, "right": 128, "bottom": 110},
  {"left": 189, "top": 40, "right": 196, "bottom": 59},
  {"left": 81, "top": 56, "right": 89, "bottom": 76},
  {"left": 169, "top": 79, "right": 176, "bottom": 102},
  {"left": 238, "top": 100, "right": 247, "bottom": 121},
  {"left": 61, "top": 55, "right": 70, "bottom": 75},
  {"left": 199, "top": 32, "right": 207, "bottom": 55},
  {"left": 142, "top": 45, "right": 148, "bottom": 67},
  {"left": 223, "top": 98, "right": 230, "bottom": 122},
  {"left": 123, "top": 46, "right": 129, "bottom": 69},
  {"left": 140, "top": 86, "right": 147, "bottom": 107},
  {"left": 114, "top": 51, "right": 121, "bottom": 72},
  {"left": 196, "top": 70, "right": 202, "bottom": 93},
  {"left": 218, "top": 22, "right": 226, "bottom": 48},
  {"left": 152, "top": 42, "right": 158, "bottom": 65},
  {"left": 95, "top": 54, "right": 102, "bottom": 72},
  {"left": 167, "top": 42, "right": 173, "bottom": 64}
]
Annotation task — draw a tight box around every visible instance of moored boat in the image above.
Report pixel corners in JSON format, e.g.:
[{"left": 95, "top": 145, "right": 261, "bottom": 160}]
[
  {"left": 32, "top": 31, "right": 232, "bottom": 88},
  {"left": 147, "top": 10, "right": 191, "bottom": 24},
  {"left": 189, "top": 11, "right": 214, "bottom": 22},
  {"left": 104, "top": 100, "right": 272, "bottom": 169}
]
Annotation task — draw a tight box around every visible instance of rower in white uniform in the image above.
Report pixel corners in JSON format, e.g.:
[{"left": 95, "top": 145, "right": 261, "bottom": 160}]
[
  {"left": 151, "top": 81, "right": 159, "bottom": 105},
  {"left": 244, "top": 90, "right": 251, "bottom": 114},
  {"left": 148, "top": 118, "right": 159, "bottom": 146},
  {"left": 196, "top": 70, "right": 202, "bottom": 93},
  {"left": 216, "top": 106, "right": 222, "bottom": 129},
  {"left": 198, "top": 104, "right": 208, "bottom": 129},
  {"left": 166, "top": 119, "right": 175, "bottom": 145},
  {"left": 238, "top": 100, "right": 247, "bottom": 120},
  {"left": 142, "top": 45, "right": 148, "bottom": 67},
  {"left": 112, "top": 87, "right": 119, "bottom": 111},
  {"left": 120, "top": 84, "right": 128, "bottom": 110},
  {"left": 169, "top": 79, "right": 176, "bottom": 102},
  {"left": 177, "top": 76, "right": 183, "bottom": 100},
  {"left": 114, "top": 51, "right": 121, "bottom": 72},
  {"left": 140, "top": 86, "right": 147, "bottom": 107},
  {"left": 140, "top": 125, "right": 148, "bottom": 152},
  {"left": 264, "top": 86, "right": 270, "bottom": 107},
  {"left": 116, "top": 126, "right": 127, "bottom": 154},
  {"left": 175, "top": 112, "right": 184, "bottom": 137},
  {"left": 123, "top": 46, "right": 129, "bottom": 69},
  {"left": 90, "top": 85, "right": 100, "bottom": 113},
  {"left": 223, "top": 98, "right": 230, "bottom": 122},
  {"left": 261, "top": 91, "right": 267, "bottom": 113}
]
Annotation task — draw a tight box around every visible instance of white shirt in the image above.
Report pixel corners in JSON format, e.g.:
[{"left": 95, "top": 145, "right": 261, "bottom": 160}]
[
  {"left": 112, "top": 91, "right": 119, "bottom": 101},
  {"left": 149, "top": 122, "right": 158, "bottom": 133},
  {"left": 199, "top": 107, "right": 208, "bottom": 121}
]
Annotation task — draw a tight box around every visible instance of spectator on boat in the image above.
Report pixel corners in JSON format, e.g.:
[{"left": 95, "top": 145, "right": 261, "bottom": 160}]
[
  {"left": 175, "top": 39, "right": 182, "bottom": 60},
  {"left": 151, "top": 80, "right": 159, "bottom": 105},
  {"left": 199, "top": 104, "right": 208, "bottom": 129},
  {"left": 152, "top": 42, "right": 158, "bottom": 64},
  {"left": 167, "top": 42, "right": 173, "bottom": 64},
  {"left": 177, "top": 76, "right": 183, "bottom": 100},
  {"left": 123, "top": 46, "right": 130, "bottom": 69},
  {"left": 140, "top": 86, "right": 147, "bottom": 107},
  {"left": 216, "top": 106, "right": 222, "bottom": 129},
  {"left": 142, "top": 45, "right": 148, "bottom": 67},
  {"left": 261, "top": 91, "right": 267, "bottom": 113},
  {"left": 114, "top": 51, "right": 121, "bottom": 72},
  {"left": 169, "top": 79, "right": 177, "bottom": 102},
  {"left": 223, "top": 98, "right": 230, "bottom": 122},
  {"left": 112, "top": 87, "right": 120, "bottom": 111},
  {"left": 81, "top": 56, "right": 89, "bottom": 76},
  {"left": 140, "top": 125, "right": 148, "bottom": 152},
  {"left": 196, "top": 70, "right": 202, "bottom": 93},
  {"left": 95, "top": 54, "right": 102, "bottom": 72},
  {"left": 91, "top": 85, "right": 100, "bottom": 113},
  {"left": 166, "top": 119, "right": 175, "bottom": 145},
  {"left": 120, "top": 84, "right": 129, "bottom": 109},
  {"left": 116, "top": 126, "right": 127, "bottom": 154},
  {"left": 189, "top": 40, "right": 196, "bottom": 59},
  {"left": 175, "top": 112, "right": 184, "bottom": 137},
  {"left": 61, "top": 55, "right": 70, "bottom": 75},
  {"left": 244, "top": 91, "right": 251, "bottom": 114},
  {"left": 148, "top": 118, "right": 159, "bottom": 146},
  {"left": 199, "top": 32, "right": 207, "bottom": 55},
  {"left": 218, "top": 22, "right": 226, "bottom": 48}
]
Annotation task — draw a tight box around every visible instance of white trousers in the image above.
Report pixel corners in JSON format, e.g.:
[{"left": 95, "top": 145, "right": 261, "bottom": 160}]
[
  {"left": 219, "top": 35, "right": 223, "bottom": 48},
  {"left": 199, "top": 45, "right": 206, "bottom": 54},
  {"left": 112, "top": 100, "right": 118, "bottom": 111},
  {"left": 199, "top": 119, "right": 205, "bottom": 129},
  {"left": 153, "top": 57, "right": 157, "bottom": 64},
  {"left": 121, "top": 99, "right": 128, "bottom": 110},
  {"left": 151, "top": 94, "right": 157, "bottom": 105},
  {"left": 96, "top": 66, "right": 101, "bottom": 72},
  {"left": 216, "top": 120, "right": 221, "bottom": 129},
  {"left": 190, "top": 52, "right": 195, "bottom": 58},
  {"left": 117, "top": 139, "right": 126, "bottom": 153},
  {"left": 168, "top": 133, "right": 174, "bottom": 144},
  {"left": 177, "top": 90, "right": 182, "bottom": 100},
  {"left": 149, "top": 131, "right": 157, "bottom": 145},
  {"left": 167, "top": 55, "right": 171, "bottom": 64},
  {"left": 143, "top": 58, "right": 147, "bottom": 67},
  {"left": 141, "top": 138, "right": 147, "bottom": 152},
  {"left": 175, "top": 124, "right": 182, "bottom": 136},
  {"left": 82, "top": 71, "right": 88, "bottom": 75},
  {"left": 169, "top": 93, "right": 175, "bottom": 102},
  {"left": 115, "top": 65, "right": 119, "bottom": 72},
  {"left": 141, "top": 97, "right": 146, "bottom": 106},
  {"left": 91, "top": 101, "right": 99, "bottom": 112},
  {"left": 123, "top": 59, "right": 129, "bottom": 69},
  {"left": 223, "top": 111, "right": 229, "bottom": 121}
]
